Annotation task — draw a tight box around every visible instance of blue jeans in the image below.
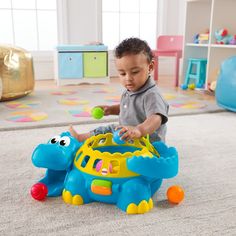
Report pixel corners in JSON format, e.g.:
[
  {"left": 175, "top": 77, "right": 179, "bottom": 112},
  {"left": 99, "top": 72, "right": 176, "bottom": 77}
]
[
  {"left": 90, "top": 124, "right": 117, "bottom": 136},
  {"left": 90, "top": 124, "right": 163, "bottom": 143}
]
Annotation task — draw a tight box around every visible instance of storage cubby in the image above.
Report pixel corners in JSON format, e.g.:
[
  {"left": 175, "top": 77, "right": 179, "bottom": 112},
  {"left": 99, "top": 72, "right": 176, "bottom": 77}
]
[
  {"left": 55, "top": 45, "right": 109, "bottom": 86},
  {"left": 182, "top": 0, "right": 236, "bottom": 87},
  {"left": 184, "top": 0, "right": 212, "bottom": 45},
  {"left": 211, "top": 0, "right": 236, "bottom": 41}
]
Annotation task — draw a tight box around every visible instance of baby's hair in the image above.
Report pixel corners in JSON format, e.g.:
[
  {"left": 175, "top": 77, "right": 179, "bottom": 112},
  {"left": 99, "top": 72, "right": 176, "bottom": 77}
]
[{"left": 114, "top": 37, "right": 153, "bottom": 63}]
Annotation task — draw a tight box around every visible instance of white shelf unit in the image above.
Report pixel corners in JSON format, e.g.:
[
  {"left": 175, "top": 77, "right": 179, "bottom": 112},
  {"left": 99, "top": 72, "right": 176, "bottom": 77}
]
[{"left": 182, "top": 0, "right": 236, "bottom": 87}]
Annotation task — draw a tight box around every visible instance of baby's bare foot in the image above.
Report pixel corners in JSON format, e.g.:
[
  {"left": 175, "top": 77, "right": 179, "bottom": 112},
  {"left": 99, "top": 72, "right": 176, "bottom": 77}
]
[
  {"left": 69, "top": 125, "right": 80, "bottom": 140},
  {"left": 69, "top": 125, "right": 91, "bottom": 142}
]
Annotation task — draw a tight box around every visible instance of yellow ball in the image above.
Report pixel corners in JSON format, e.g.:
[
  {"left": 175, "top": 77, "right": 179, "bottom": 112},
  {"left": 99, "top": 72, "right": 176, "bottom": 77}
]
[
  {"left": 188, "top": 83, "right": 195, "bottom": 90},
  {"left": 167, "top": 185, "right": 184, "bottom": 204}
]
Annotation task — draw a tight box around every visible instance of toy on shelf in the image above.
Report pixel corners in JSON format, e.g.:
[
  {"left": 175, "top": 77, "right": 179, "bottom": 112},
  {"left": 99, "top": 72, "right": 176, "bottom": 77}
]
[
  {"left": 193, "top": 29, "right": 209, "bottom": 44},
  {"left": 214, "top": 29, "right": 236, "bottom": 45},
  {"left": 229, "top": 35, "right": 236, "bottom": 45},
  {"left": 216, "top": 56, "right": 236, "bottom": 112},
  {"left": 91, "top": 107, "right": 104, "bottom": 120},
  {"left": 31, "top": 131, "right": 179, "bottom": 214}
]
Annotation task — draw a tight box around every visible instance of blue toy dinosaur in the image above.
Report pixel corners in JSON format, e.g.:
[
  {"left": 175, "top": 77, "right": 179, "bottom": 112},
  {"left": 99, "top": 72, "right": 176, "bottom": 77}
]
[{"left": 31, "top": 132, "right": 178, "bottom": 214}]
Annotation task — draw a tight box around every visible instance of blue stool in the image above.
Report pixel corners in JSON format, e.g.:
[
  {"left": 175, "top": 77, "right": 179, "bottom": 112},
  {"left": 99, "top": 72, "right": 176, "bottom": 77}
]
[{"left": 183, "top": 58, "right": 207, "bottom": 89}]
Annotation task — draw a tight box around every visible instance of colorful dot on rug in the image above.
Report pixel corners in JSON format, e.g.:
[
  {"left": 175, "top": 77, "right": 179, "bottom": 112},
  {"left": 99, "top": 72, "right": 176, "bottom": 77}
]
[
  {"left": 57, "top": 98, "right": 89, "bottom": 106},
  {"left": 4, "top": 100, "right": 41, "bottom": 109},
  {"left": 6, "top": 110, "right": 48, "bottom": 122},
  {"left": 92, "top": 87, "right": 116, "bottom": 93},
  {"left": 51, "top": 90, "right": 78, "bottom": 95},
  {"left": 170, "top": 101, "right": 207, "bottom": 109},
  {"left": 68, "top": 107, "right": 91, "bottom": 117},
  {"left": 105, "top": 96, "right": 121, "bottom": 103},
  {"left": 163, "top": 94, "right": 177, "bottom": 100}
]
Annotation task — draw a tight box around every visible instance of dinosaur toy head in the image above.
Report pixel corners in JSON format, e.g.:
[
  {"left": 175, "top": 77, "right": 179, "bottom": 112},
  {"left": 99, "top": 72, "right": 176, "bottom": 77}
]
[
  {"left": 32, "top": 132, "right": 82, "bottom": 171},
  {"left": 31, "top": 132, "right": 83, "bottom": 198}
]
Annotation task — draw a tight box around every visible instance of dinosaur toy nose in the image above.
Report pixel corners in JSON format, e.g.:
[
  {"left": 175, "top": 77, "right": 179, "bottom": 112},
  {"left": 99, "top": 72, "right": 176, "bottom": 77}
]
[{"left": 32, "top": 144, "right": 71, "bottom": 170}]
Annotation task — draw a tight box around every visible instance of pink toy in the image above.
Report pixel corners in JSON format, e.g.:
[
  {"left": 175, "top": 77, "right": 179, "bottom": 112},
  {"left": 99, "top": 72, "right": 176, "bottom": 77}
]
[
  {"left": 95, "top": 160, "right": 113, "bottom": 173},
  {"left": 229, "top": 35, "right": 236, "bottom": 45}
]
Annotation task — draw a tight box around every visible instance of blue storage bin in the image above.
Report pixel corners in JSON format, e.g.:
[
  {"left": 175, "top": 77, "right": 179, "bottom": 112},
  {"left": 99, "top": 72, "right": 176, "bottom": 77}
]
[{"left": 58, "top": 52, "right": 83, "bottom": 79}]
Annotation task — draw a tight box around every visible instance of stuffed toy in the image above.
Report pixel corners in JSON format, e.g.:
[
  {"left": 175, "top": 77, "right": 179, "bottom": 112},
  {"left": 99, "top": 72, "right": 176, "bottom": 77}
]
[
  {"left": 229, "top": 35, "right": 236, "bottom": 45},
  {"left": 215, "top": 29, "right": 234, "bottom": 44},
  {"left": 193, "top": 29, "right": 209, "bottom": 44}
]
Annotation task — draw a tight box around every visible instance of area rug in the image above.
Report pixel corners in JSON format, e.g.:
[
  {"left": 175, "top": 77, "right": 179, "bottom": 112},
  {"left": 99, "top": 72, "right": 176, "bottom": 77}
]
[
  {"left": 0, "top": 82, "right": 224, "bottom": 131},
  {"left": 1, "top": 112, "right": 236, "bottom": 235}
]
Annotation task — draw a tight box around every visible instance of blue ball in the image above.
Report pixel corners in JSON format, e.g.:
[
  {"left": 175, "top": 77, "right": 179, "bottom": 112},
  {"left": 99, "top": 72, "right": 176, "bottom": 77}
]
[
  {"left": 112, "top": 130, "right": 125, "bottom": 144},
  {"left": 181, "top": 84, "right": 188, "bottom": 90}
]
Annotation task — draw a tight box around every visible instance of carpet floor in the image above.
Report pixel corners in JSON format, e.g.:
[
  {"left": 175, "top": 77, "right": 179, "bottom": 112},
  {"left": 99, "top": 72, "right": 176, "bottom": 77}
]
[
  {"left": 0, "top": 82, "right": 223, "bottom": 131},
  {"left": 0, "top": 112, "right": 236, "bottom": 235}
]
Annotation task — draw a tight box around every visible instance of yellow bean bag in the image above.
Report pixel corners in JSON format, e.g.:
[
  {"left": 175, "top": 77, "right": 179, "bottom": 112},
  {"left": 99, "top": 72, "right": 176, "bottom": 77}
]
[{"left": 0, "top": 45, "right": 34, "bottom": 101}]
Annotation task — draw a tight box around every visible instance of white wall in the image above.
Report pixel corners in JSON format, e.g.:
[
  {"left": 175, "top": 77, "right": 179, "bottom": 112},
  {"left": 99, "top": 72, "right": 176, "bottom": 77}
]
[
  {"left": 65, "top": 0, "right": 102, "bottom": 44},
  {"left": 32, "top": 52, "right": 54, "bottom": 80},
  {"left": 35, "top": 0, "right": 185, "bottom": 80},
  {"left": 159, "top": 0, "right": 185, "bottom": 35}
]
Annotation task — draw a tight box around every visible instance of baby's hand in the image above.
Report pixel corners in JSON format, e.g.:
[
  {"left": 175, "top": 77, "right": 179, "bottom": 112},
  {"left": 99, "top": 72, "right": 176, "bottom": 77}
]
[
  {"left": 96, "top": 105, "right": 111, "bottom": 116},
  {"left": 116, "top": 126, "right": 142, "bottom": 141}
]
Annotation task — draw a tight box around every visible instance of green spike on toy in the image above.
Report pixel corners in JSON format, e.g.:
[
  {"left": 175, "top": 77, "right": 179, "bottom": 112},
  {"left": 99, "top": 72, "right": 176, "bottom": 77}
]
[
  {"left": 91, "top": 107, "right": 104, "bottom": 120},
  {"left": 145, "top": 134, "right": 160, "bottom": 157},
  {"left": 146, "top": 134, "right": 150, "bottom": 149}
]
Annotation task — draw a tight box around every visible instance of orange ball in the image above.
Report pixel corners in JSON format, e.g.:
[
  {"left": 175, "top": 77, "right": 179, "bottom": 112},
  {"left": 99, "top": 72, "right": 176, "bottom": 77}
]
[{"left": 167, "top": 185, "right": 184, "bottom": 204}]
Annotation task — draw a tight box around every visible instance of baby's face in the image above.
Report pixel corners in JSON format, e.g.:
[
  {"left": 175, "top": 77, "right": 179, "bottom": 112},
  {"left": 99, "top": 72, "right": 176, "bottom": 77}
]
[{"left": 115, "top": 53, "right": 153, "bottom": 92}]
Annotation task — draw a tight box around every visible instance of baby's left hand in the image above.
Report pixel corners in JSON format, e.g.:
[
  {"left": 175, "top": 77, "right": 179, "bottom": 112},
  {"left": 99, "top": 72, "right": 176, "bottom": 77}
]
[{"left": 116, "top": 126, "right": 142, "bottom": 141}]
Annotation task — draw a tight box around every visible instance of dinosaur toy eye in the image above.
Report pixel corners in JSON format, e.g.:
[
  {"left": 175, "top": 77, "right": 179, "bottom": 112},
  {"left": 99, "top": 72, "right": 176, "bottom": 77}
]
[
  {"left": 59, "top": 136, "right": 70, "bottom": 147},
  {"left": 49, "top": 135, "right": 60, "bottom": 144}
]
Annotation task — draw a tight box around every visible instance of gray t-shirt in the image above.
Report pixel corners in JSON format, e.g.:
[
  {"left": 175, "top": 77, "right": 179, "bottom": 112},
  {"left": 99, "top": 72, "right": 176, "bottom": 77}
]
[{"left": 119, "top": 77, "right": 169, "bottom": 142}]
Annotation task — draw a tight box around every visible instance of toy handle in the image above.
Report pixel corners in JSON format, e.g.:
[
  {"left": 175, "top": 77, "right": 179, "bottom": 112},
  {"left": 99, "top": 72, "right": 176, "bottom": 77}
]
[{"left": 141, "top": 135, "right": 160, "bottom": 157}]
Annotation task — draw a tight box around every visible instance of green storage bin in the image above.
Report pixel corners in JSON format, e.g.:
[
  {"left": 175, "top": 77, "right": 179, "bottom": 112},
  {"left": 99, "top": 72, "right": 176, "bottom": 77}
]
[{"left": 83, "top": 52, "right": 107, "bottom": 77}]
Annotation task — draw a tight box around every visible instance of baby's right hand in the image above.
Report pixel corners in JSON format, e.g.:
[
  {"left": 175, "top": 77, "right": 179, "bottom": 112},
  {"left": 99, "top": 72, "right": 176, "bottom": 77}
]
[{"left": 97, "top": 105, "right": 111, "bottom": 116}]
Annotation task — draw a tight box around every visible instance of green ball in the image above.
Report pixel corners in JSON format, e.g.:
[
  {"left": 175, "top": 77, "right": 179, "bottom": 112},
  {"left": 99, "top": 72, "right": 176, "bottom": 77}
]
[{"left": 92, "top": 107, "right": 104, "bottom": 119}]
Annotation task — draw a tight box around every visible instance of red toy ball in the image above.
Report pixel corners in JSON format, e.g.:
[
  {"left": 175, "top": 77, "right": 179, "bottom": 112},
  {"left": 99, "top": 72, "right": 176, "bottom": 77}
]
[
  {"left": 167, "top": 185, "right": 184, "bottom": 204},
  {"left": 31, "top": 183, "right": 48, "bottom": 201}
]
